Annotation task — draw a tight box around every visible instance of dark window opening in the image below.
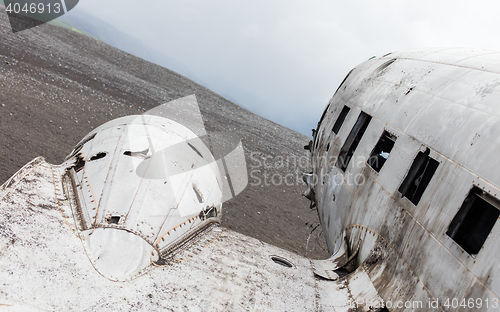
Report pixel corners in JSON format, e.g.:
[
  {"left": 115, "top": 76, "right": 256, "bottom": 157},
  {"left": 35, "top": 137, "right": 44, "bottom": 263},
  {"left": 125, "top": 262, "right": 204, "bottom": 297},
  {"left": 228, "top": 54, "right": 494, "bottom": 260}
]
[
  {"left": 90, "top": 152, "right": 107, "bottom": 161},
  {"left": 368, "top": 131, "right": 396, "bottom": 172},
  {"left": 446, "top": 186, "right": 500, "bottom": 255},
  {"left": 123, "top": 148, "right": 149, "bottom": 158},
  {"left": 335, "top": 112, "right": 372, "bottom": 171},
  {"left": 332, "top": 105, "right": 350, "bottom": 134},
  {"left": 107, "top": 216, "right": 121, "bottom": 224},
  {"left": 398, "top": 148, "right": 439, "bottom": 205},
  {"left": 73, "top": 154, "right": 85, "bottom": 172}
]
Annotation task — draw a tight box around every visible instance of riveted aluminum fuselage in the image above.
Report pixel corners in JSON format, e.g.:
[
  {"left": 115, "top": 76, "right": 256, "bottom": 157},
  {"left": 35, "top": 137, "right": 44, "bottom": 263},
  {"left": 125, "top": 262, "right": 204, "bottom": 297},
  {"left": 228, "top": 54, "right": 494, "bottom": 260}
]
[{"left": 310, "top": 48, "right": 500, "bottom": 311}]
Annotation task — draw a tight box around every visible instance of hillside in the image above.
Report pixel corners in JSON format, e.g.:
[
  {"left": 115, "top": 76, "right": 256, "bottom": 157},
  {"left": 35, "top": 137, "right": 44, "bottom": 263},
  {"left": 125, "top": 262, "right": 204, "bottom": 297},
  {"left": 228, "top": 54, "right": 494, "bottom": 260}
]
[{"left": 0, "top": 9, "right": 328, "bottom": 258}]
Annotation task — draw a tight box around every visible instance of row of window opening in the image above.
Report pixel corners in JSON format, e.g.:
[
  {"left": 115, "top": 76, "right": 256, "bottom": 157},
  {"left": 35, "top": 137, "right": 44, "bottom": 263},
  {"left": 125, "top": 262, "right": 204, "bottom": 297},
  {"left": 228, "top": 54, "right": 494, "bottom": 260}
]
[{"left": 326, "top": 104, "right": 499, "bottom": 256}]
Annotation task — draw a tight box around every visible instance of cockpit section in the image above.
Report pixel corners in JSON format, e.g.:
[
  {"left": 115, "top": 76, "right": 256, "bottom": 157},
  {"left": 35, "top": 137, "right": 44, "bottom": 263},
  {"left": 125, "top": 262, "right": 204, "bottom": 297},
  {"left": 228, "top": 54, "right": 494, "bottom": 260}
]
[{"left": 63, "top": 115, "right": 223, "bottom": 281}]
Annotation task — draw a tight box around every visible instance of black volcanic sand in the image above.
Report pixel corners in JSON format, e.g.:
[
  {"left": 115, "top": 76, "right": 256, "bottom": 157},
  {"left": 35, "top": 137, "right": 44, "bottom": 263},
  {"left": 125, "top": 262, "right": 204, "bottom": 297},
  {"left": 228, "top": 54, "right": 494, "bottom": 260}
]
[{"left": 0, "top": 10, "right": 329, "bottom": 259}]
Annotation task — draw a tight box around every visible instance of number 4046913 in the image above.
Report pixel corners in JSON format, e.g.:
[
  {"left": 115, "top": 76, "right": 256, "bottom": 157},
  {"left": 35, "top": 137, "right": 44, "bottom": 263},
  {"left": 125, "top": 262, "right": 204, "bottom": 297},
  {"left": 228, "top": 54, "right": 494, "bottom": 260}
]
[{"left": 6, "top": 2, "right": 61, "bottom": 14}]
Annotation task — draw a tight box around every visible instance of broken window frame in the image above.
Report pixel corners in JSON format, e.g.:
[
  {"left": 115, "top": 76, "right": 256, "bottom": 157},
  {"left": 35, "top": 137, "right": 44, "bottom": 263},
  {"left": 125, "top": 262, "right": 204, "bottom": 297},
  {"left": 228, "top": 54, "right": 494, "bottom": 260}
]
[
  {"left": 335, "top": 111, "right": 372, "bottom": 172},
  {"left": 398, "top": 148, "right": 439, "bottom": 206},
  {"left": 332, "top": 105, "right": 350, "bottom": 134},
  {"left": 446, "top": 186, "right": 500, "bottom": 255},
  {"left": 367, "top": 131, "right": 397, "bottom": 173},
  {"left": 107, "top": 216, "right": 121, "bottom": 224}
]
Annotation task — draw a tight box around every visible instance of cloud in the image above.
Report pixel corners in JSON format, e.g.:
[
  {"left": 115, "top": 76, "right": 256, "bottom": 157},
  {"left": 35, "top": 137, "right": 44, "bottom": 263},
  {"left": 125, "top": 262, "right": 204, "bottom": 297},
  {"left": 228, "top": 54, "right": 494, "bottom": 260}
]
[
  {"left": 241, "top": 23, "right": 261, "bottom": 38},
  {"left": 66, "top": 0, "right": 500, "bottom": 136}
]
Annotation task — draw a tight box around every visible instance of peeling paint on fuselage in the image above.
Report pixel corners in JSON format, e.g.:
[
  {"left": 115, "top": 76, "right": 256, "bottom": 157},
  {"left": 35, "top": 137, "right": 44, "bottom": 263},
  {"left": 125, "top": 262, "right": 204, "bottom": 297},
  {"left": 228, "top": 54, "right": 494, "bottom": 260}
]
[{"left": 309, "top": 48, "right": 500, "bottom": 311}]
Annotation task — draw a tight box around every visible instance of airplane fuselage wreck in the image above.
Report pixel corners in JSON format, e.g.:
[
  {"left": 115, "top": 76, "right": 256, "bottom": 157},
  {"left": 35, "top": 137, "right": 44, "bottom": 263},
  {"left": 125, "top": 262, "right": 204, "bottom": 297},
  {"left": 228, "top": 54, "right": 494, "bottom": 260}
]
[{"left": 305, "top": 47, "right": 500, "bottom": 311}]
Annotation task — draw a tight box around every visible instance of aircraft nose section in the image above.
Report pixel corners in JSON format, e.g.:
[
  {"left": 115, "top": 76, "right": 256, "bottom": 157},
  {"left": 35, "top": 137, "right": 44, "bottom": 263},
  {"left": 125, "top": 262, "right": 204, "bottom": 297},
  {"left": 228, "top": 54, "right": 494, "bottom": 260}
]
[{"left": 63, "top": 115, "right": 223, "bottom": 280}]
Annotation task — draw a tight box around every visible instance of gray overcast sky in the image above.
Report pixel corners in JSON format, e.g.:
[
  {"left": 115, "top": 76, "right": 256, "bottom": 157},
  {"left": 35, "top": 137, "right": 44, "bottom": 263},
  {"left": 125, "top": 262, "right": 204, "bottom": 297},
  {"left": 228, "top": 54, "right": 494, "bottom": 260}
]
[{"left": 69, "top": 0, "right": 500, "bottom": 136}]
